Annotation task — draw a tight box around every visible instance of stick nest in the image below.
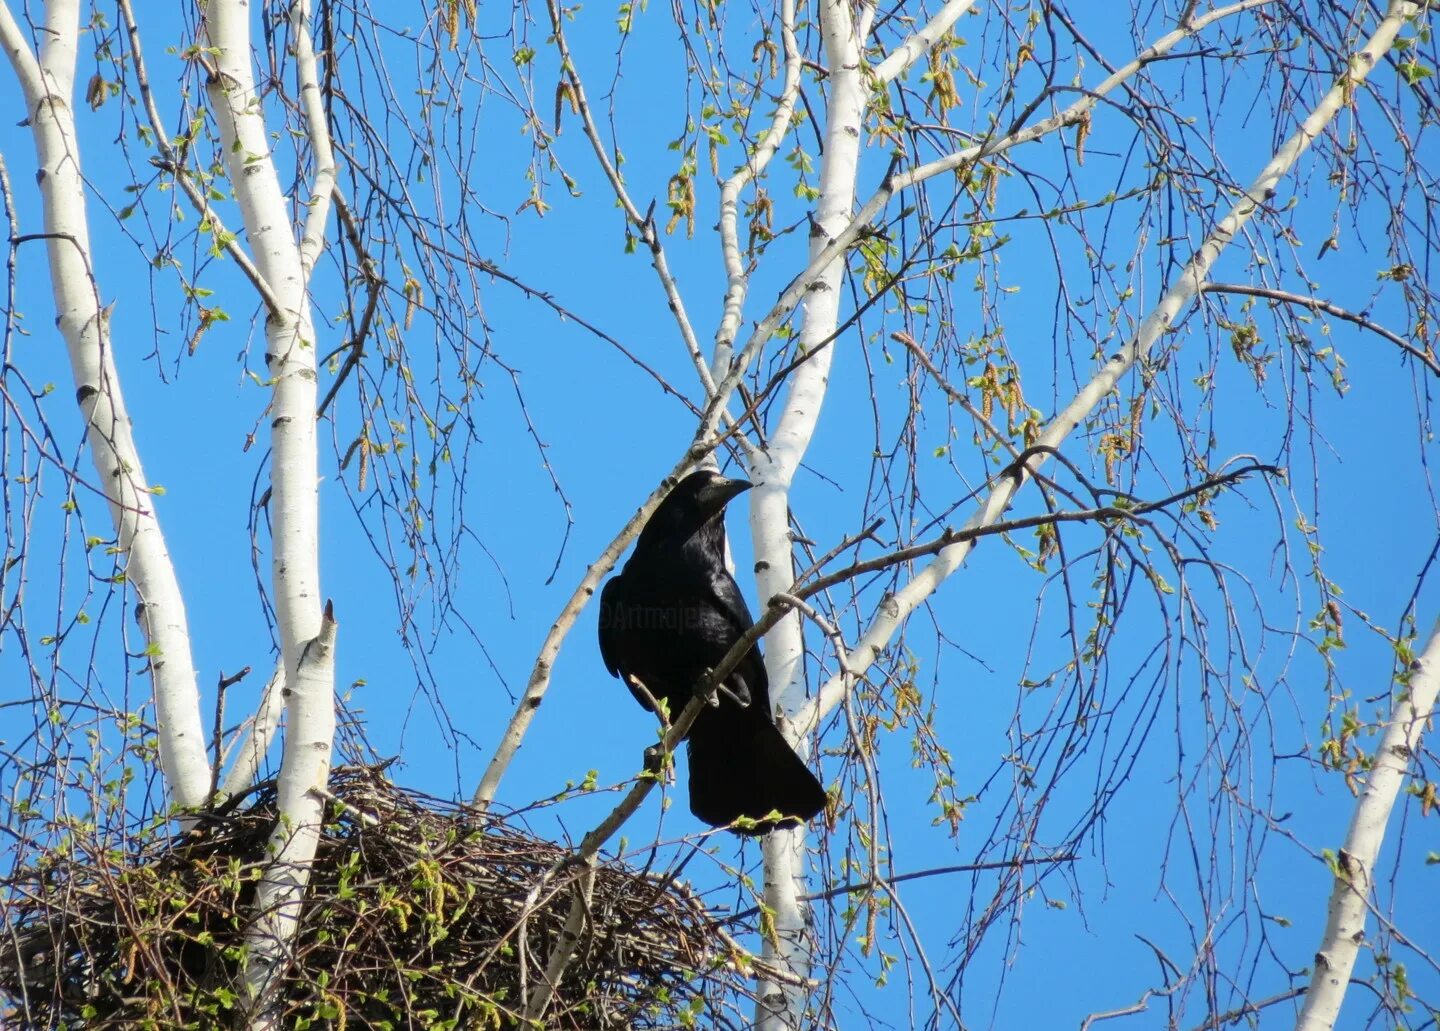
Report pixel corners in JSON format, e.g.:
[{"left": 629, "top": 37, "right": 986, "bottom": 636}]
[{"left": 1, "top": 764, "right": 746, "bottom": 1028}]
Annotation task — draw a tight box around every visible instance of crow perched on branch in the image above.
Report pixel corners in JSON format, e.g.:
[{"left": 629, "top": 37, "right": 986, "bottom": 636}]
[{"left": 598, "top": 471, "right": 827, "bottom": 834}]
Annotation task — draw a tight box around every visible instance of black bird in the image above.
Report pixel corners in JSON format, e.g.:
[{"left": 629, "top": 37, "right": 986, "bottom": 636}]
[{"left": 598, "top": 471, "right": 827, "bottom": 834}]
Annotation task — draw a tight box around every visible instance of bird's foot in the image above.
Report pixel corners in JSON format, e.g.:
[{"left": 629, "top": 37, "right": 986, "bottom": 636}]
[
  {"left": 699, "top": 668, "right": 722, "bottom": 707},
  {"left": 642, "top": 746, "right": 673, "bottom": 784}
]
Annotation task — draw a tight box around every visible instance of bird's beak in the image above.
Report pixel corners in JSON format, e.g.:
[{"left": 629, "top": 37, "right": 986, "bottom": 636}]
[{"left": 701, "top": 476, "right": 753, "bottom": 511}]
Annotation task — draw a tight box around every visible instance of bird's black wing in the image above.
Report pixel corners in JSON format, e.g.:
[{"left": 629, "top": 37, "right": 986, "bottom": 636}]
[
  {"left": 597, "top": 573, "right": 624, "bottom": 679},
  {"left": 702, "top": 565, "right": 767, "bottom": 709}
]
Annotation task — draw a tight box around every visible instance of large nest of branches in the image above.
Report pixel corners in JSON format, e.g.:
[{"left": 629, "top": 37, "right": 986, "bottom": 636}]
[{"left": 0, "top": 765, "right": 749, "bottom": 1028}]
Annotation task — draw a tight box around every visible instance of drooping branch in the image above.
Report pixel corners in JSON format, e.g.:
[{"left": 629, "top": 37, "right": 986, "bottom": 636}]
[
  {"left": 1294, "top": 613, "right": 1440, "bottom": 1031},
  {"left": 795, "top": 0, "right": 1420, "bottom": 737},
  {"left": 1200, "top": 282, "right": 1440, "bottom": 377},
  {"left": 540, "top": 0, "right": 710, "bottom": 393},
  {"left": 116, "top": 0, "right": 282, "bottom": 317}
]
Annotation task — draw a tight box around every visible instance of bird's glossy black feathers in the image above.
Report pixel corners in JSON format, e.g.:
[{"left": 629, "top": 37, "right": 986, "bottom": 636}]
[{"left": 598, "top": 471, "right": 827, "bottom": 834}]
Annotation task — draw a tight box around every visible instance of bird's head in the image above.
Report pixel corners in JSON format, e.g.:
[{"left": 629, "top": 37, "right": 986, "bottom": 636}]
[{"left": 636, "top": 470, "right": 752, "bottom": 548}]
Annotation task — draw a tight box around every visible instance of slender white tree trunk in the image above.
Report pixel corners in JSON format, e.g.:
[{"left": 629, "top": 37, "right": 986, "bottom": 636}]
[
  {"left": 1294, "top": 615, "right": 1440, "bottom": 1031},
  {"left": 0, "top": 0, "right": 211, "bottom": 807},
  {"left": 750, "top": 0, "right": 867, "bottom": 1024},
  {"left": 199, "top": 0, "right": 337, "bottom": 1020}
]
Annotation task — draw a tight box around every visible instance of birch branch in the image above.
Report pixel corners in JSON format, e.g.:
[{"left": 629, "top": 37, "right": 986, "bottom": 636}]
[
  {"left": 217, "top": 661, "right": 287, "bottom": 799},
  {"left": 1199, "top": 282, "right": 1440, "bottom": 377},
  {"left": 728, "top": 853, "right": 1079, "bottom": 921},
  {"left": 712, "top": 0, "right": 801, "bottom": 377},
  {"left": 0, "top": 4, "right": 42, "bottom": 99},
  {"left": 202, "top": 12, "right": 323, "bottom": 680},
  {"left": 1, "top": 0, "right": 213, "bottom": 807},
  {"left": 289, "top": 0, "right": 336, "bottom": 282},
  {"left": 541, "top": 0, "right": 710, "bottom": 393},
  {"left": 201, "top": 0, "right": 336, "bottom": 1020},
  {"left": 203, "top": 0, "right": 330, "bottom": 779},
  {"left": 871, "top": 0, "right": 982, "bottom": 84},
  {"left": 1294, "top": 612, "right": 1440, "bottom": 1031},
  {"left": 750, "top": 0, "right": 869, "bottom": 1019},
  {"left": 795, "top": 0, "right": 1419, "bottom": 737},
  {"left": 115, "top": 0, "right": 281, "bottom": 316}
]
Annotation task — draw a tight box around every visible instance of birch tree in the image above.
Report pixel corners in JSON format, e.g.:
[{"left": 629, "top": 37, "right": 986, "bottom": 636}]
[
  {"left": 474, "top": 0, "right": 1440, "bottom": 1025},
  {"left": 3, "top": 0, "right": 1440, "bottom": 1028},
  {"left": 1, "top": 0, "right": 336, "bottom": 1022}
]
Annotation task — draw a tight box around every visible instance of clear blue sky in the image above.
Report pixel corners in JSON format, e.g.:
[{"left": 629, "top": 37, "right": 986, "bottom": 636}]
[{"left": 1, "top": 2, "right": 1437, "bottom": 1027}]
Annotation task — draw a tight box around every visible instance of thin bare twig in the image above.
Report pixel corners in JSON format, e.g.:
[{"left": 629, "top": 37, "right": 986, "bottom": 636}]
[
  {"left": 726, "top": 854, "right": 1079, "bottom": 922},
  {"left": 116, "top": 0, "right": 282, "bottom": 316}
]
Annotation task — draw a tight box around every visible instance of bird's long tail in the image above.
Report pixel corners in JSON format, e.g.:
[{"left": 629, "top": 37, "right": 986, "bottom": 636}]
[{"left": 687, "top": 706, "right": 827, "bottom": 835}]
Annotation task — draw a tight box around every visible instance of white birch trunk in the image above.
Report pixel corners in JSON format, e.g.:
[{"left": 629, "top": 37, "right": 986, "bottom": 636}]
[
  {"left": 199, "top": 0, "right": 336, "bottom": 1019},
  {"left": 750, "top": 0, "right": 867, "bottom": 1023},
  {"left": 0, "top": 0, "right": 211, "bottom": 808},
  {"left": 242, "top": 610, "right": 337, "bottom": 1028},
  {"left": 1294, "top": 615, "right": 1440, "bottom": 1031}
]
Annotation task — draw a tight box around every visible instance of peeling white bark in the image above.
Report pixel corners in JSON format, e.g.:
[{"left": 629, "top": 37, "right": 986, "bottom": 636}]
[
  {"left": 1295, "top": 614, "right": 1440, "bottom": 1031},
  {"left": 0, "top": 0, "right": 211, "bottom": 808}
]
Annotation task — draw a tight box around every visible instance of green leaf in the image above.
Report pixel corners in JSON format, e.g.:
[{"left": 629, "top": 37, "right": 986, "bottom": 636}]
[{"left": 1398, "top": 60, "right": 1433, "bottom": 84}]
